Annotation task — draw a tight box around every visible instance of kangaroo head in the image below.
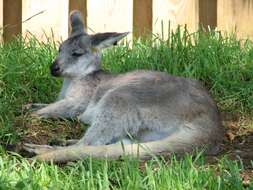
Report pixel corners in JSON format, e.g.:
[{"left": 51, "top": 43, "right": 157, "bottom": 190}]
[{"left": 51, "top": 11, "right": 128, "bottom": 78}]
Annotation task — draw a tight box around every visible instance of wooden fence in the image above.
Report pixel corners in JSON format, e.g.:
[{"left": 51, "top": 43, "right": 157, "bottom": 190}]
[{"left": 2, "top": 0, "right": 253, "bottom": 42}]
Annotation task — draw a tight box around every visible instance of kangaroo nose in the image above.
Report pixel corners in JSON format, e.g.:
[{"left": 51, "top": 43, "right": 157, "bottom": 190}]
[{"left": 50, "top": 61, "right": 61, "bottom": 77}]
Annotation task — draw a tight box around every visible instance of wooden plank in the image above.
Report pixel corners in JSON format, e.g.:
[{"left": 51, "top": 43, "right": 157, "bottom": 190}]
[
  {"left": 87, "top": 0, "right": 132, "bottom": 35},
  {"left": 199, "top": 0, "right": 217, "bottom": 30},
  {"left": 218, "top": 0, "right": 253, "bottom": 39},
  {"left": 153, "top": 0, "right": 199, "bottom": 39},
  {"left": 3, "top": 0, "right": 22, "bottom": 42},
  {"left": 133, "top": 0, "right": 152, "bottom": 38},
  {"left": 69, "top": 0, "right": 87, "bottom": 31},
  {"left": 22, "top": 0, "right": 68, "bottom": 42},
  {"left": 0, "top": 0, "right": 3, "bottom": 42}
]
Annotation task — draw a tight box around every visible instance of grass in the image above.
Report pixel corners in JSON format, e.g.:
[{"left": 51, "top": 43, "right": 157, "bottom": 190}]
[
  {"left": 0, "top": 152, "right": 251, "bottom": 190},
  {"left": 0, "top": 29, "right": 252, "bottom": 189}
]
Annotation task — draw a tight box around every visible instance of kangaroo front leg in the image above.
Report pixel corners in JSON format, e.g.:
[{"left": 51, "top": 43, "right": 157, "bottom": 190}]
[{"left": 32, "top": 99, "right": 80, "bottom": 119}]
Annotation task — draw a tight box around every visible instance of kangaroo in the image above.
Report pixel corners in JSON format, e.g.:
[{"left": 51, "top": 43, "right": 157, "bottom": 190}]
[{"left": 23, "top": 11, "right": 223, "bottom": 163}]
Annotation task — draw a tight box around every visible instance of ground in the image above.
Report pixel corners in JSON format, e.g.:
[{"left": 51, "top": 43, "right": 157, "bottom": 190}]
[{"left": 1, "top": 110, "right": 252, "bottom": 185}]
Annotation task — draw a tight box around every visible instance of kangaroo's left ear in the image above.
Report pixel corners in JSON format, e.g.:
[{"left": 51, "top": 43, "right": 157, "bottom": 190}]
[
  {"left": 70, "top": 10, "right": 87, "bottom": 37},
  {"left": 90, "top": 32, "right": 129, "bottom": 50}
]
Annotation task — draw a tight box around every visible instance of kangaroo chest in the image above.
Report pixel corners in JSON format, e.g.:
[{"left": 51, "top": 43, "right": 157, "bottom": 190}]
[{"left": 58, "top": 79, "right": 95, "bottom": 100}]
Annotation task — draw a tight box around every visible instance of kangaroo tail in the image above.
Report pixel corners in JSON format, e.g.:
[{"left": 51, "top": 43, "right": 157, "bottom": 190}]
[{"left": 32, "top": 129, "right": 218, "bottom": 163}]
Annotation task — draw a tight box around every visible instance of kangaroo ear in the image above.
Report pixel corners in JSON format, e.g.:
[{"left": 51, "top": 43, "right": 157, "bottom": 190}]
[
  {"left": 90, "top": 32, "right": 129, "bottom": 50},
  {"left": 70, "top": 10, "right": 87, "bottom": 37}
]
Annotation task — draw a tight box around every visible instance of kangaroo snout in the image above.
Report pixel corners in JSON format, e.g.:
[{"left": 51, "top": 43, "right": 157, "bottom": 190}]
[{"left": 50, "top": 60, "right": 61, "bottom": 77}]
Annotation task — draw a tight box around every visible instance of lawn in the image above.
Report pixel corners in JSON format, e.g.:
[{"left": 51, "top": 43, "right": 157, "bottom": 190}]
[{"left": 0, "top": 29, "right": 252, "bottom": 189}]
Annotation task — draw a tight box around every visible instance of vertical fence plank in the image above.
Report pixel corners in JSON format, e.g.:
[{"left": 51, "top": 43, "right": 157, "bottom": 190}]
[
  {"left": 133, "top": 0, "right": 152, "bottom": 38},
  {"left": 153, "top": 0, "right": 199, "bottom": 39},
  {"left": 3, "top": 0, "right": 22, "bottom": 42},
  {"left": 22, "top": 0, "right": 68, "bottom": 42},
  {"left": 87, "top": 0, "right": 133, "bottom": 34},
  {"left": 69, "top": 0, "right": 87, "bottom": 32},
  {"left": 218, "top": 0, "right": 253, "bottom": 39},
  {"left": 199, "top": 0, "right": 217, "bottom": 30}
]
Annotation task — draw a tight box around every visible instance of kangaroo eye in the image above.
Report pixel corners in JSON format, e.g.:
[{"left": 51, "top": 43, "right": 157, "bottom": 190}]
[
  {"left": 72, "top": 52, "right": 83, "bottom": 57},
  {"left": 72, "top": 49, "right": 86, "bottom": 57}
]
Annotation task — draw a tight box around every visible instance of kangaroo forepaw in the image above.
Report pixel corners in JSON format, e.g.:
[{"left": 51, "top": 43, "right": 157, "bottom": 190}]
[
  {"left": 23, "top": 103, "right": 48, "bottom": 112},
  {"left": 30, "top": 110, "right": 50, "bottom": 119}
]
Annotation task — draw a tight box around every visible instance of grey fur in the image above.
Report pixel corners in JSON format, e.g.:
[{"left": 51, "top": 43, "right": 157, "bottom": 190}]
[{"left": 24, "top": 10, "right": 223, "bottom": 162}]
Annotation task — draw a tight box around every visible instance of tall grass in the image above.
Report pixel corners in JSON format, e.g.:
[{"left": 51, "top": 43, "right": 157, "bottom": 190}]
[
  {"left": 0, "top": 38, "right": 60, "bottom": 142},
  {"left": 0, "top": 29, "right": 252, "bottom": 189},
  {"left": 0, "top": 152, "right": 251, "bottom": 190}
]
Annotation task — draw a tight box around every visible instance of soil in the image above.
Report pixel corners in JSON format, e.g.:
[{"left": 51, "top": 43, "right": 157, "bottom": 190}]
[{"left": 219, "top": 112, "right": 253, "bottom": 169}]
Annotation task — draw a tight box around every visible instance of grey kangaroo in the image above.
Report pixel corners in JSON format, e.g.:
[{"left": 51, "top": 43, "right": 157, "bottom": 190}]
[{"left": 24, "top": 11, "right": 223, "bottom": 163}]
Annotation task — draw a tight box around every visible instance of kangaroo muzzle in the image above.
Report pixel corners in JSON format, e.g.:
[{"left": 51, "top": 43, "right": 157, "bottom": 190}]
[{"left": 50, "top": 61, "right": 61, "bottom": 77}]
